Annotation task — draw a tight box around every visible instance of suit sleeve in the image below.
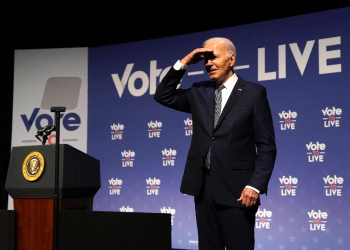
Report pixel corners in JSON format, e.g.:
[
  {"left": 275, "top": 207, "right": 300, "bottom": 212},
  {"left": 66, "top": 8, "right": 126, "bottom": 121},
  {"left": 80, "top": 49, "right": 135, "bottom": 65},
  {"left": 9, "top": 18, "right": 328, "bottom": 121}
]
[
  {"left": 154, "top": 67, "right": 192, "bottom": 113},
  {"left": 247, "top": 87, "right": 277, "bottom": 194}
]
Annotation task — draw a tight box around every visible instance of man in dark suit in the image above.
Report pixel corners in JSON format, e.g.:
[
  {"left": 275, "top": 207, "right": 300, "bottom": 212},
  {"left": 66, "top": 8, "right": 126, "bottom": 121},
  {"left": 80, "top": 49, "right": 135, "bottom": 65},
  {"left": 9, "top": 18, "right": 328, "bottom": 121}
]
[{"left": 154, "top": 37, "right": 276, "bottom": 250}]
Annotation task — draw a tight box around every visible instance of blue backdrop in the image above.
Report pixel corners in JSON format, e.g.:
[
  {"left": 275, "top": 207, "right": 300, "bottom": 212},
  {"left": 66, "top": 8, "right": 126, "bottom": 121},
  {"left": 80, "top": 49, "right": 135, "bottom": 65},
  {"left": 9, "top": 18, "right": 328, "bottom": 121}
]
[{"left": 88, "top": 7, "right": 350, "bottom": 249}]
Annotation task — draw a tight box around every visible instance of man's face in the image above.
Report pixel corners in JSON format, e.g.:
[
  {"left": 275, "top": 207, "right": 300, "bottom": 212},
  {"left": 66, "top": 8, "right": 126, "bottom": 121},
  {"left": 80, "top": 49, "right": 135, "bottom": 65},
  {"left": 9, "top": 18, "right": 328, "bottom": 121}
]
[{"left": 203, "top": 40, "right": 235, "bottom": 85}]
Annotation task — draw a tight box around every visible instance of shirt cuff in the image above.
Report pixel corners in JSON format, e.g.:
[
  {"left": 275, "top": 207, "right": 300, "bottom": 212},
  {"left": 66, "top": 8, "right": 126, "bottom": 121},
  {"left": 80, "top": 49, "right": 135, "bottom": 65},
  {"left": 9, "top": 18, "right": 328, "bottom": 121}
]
[
  {"left": 245, "top": 185, "right": 260, "bottom": 194},
  {"left": 174, "top": 60, "right": 188, "bottom": 70}
]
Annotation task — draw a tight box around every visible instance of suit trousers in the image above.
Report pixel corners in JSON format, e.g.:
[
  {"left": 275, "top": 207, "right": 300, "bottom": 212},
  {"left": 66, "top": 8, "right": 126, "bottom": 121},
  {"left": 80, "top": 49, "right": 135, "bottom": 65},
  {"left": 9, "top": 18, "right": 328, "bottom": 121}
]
[{"left": 194, "top": 168, "right": 258, "bottom": 250}]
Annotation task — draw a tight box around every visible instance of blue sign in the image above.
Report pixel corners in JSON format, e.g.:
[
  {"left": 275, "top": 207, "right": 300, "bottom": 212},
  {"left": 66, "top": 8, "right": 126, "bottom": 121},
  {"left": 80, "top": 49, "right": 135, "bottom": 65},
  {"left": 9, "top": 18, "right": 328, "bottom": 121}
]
[{"left": 88, "top": 7, "right": 350, "bottom": 249}]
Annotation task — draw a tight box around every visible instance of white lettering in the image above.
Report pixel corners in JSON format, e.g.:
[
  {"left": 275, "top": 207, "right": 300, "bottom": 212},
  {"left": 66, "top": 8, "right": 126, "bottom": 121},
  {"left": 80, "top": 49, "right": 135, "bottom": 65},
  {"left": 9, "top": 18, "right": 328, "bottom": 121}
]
[
  {"left": 278, "top": 110, "right": 297, "bottom": 119},
  {"left": 185, "top": 130, "right": 193, "bottom": 136},
  {"left": 184, "top": 118, "right": 193, "bottom": 126},
  {"left": 323, "top": 175, "right": 343, "bottom": 184},
  {"left": 281, "top": 189, "right": 296, "bottom": 196},
  {"left": 110, "top": 123, "right": 124, "bottom": 130},
  {"left": 112, "top": 134, "right": 123, "bottom": 140},
  {"left": 109, "top": 189, "right": 120, "bottom": 195},
  {"left": 148, "top": 120, "right": 162, "bottom": 128},
  {"left": 319, "top": 36, "right": 341, "bottom": 74},
  {"left": 310, "top": 224, "right": 326, "bottom": 231},
  {"left": 256, "top": 209, "right": 272, "bottom": 218},
  {"left": 289, "top": 40, "right": 315, "bottom": 76},
  {"left": 306, "top": 142, "right": 326, "bottom": 151},
  {"left": 278, "top": 45, "right": 286, "bottom": 79},
  {"left": 325, "top": 189, "right": 342, "bottom": 196},
  {"left": 280, "top": 123, "right": 295, "bottom": 130},
  {"left": 112, "top": 61, "right": 172, "bottom": 97},
  {"left": 122, "top": 161, "right": 134, "bottom": 167},
  {"left": 160, "top": 207, "right": 176, "bottom": 215},
  {"left": 308, "top": 155, "right": 324, "bottom": 162},
  {"left": 307, "top": 210, "right": 328, "bottom": 219},
  {"left": 324, "top": 120, "right": 340, "bottom": 127},
  {"left": 163, "top": 160, "right": 175, "bottom": 166},
  {"left": 147, "top": 189, "right": 159, "bottom": 195},
  {"left": 149, "top": 60, "right": 162, "bottom": 95},
  {"left": 112, "top": 64, "right": 134, "bottom": 98},
  {"left": 321, "top": 107, "right": 342, "bottom": 116},
  {"left": 279, "top": 176, "right": 298, "bottom": 184},
  {"left": 128, "top": 70, "right": 149, "bottom": 97},
  {"left": 146, "top": 177, "right": 161, "bottom": 185},
  {"left": 121, "top": 150, "right": 136, "bottom": 158},
  {"left": 120, "top": 206, "right": 134, "bottom": 212},
  {"left": 161, "top": 148, "right": 177, "bottom": 156},
  {"left": 255, "top": 222, "right": 270, "bottom": 229},
  {"left": 149, "top": 132, "right": 160, "bottom": 138},
  {"left": 109, "top": 178, "right": 123, "bottom": 185},
  {"left": 258, "top": 47, "right": 277, "bottom": 81}
]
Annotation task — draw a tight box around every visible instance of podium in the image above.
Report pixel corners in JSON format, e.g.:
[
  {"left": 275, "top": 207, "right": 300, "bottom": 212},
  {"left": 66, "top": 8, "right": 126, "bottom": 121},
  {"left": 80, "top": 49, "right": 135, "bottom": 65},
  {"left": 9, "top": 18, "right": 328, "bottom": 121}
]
[{"left": 5, "top": 144, "right": 100, "bottom": 250}]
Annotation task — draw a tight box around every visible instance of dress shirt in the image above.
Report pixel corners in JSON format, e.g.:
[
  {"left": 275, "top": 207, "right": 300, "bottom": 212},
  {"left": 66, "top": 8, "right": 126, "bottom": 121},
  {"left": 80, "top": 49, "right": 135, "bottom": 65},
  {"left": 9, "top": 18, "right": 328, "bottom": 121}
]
[{"left": 218, "top": 73, "right": 238, "bottom": 112}]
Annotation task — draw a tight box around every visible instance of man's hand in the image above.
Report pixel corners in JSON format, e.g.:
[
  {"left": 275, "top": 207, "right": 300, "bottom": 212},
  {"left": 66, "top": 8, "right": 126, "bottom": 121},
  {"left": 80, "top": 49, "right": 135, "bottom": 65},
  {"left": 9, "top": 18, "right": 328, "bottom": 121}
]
[
  {"left": 237, "top": 188, "right": 259, "bottom": 207},
  {"left": 180, "top": 48, "right": 214, "bottom": 67}
]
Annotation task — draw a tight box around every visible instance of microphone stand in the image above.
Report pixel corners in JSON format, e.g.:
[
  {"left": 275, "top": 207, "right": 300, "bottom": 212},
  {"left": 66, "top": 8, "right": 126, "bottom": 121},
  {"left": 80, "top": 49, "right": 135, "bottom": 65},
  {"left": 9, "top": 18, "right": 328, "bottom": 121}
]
[{"left": 51, "top": 106, "right": 66, "bottom": 250}]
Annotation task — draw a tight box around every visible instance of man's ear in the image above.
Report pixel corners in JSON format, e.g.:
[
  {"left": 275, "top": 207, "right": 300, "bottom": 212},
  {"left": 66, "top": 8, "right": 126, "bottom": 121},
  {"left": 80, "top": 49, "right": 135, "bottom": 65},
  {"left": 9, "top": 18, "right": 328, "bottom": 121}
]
[{"left": 230, "top": 54, "right": 236, "bottom": 67}]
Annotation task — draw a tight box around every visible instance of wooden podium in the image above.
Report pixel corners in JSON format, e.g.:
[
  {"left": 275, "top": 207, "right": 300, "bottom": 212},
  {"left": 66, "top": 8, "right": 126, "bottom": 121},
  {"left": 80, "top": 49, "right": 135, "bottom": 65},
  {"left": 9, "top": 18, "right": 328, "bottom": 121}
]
[{"left": 5, "top": 144, "right": 100, "bottom": 250}]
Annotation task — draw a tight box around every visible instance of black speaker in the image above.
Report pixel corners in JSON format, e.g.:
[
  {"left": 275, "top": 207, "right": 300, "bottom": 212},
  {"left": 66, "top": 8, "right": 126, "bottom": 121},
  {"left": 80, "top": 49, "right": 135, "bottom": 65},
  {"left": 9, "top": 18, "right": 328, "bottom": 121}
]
[
  {"left": 58, "top": 210, "right": 171, "bottom": 250},
  {"left": 0, "top": 210, "right": 15, "bottom": 250}
]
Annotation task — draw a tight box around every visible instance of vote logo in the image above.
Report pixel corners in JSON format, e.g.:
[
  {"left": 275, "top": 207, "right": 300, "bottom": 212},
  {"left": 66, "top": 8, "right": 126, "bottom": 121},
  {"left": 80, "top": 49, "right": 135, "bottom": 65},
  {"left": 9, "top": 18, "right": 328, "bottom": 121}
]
[
  {"left": 160, "top": 206, "right": 176, "bottom": 225},
  {"left": 162, "top": 148, "right": 177, "bottom": 166},
  {"left": 308, "top": 210, "right": 327, "bottom": 231},
  {"left": 20, "top": 108, "right": 81, "bottom": 145},
  {"left": 279, "top": 175, "right": 298, "bottom": 196},
  {"left": 322, "top": 107, "right": 341, "bottom": 128},
  {"left": 111, "top": 60, "right": 171, "bottom": 97},
  {"left": 255, "top": 208, "right": 272, "bottom": 229},
  {"left": 119, "top": 206, "right": 134, "bottom": 212},
  {"left": 148, "top": 120, "right": 162, "bottom": 138},
  {"left": 109, "top": 178, "right": 122, "bottom": 195},
  {"left": 324, "top": 175, "right": 343, "bottom": 196},
  {"left": 184, "top": 118, "right": 193, "bottom": 136},
  {"left": 278, "top": 110, "right": 297, "bottom": 130},
  {"left": 306, "top": 141, "right": 326, "bottom": 162},
  {"left": 111, "top": 123, "right": 124, "bottom": 140},
  {"left": 121, "top": 150, "right": 135, "bottom": 167},
  {"left": 146, "top": 177, "right": 161, "bottom": 195}
]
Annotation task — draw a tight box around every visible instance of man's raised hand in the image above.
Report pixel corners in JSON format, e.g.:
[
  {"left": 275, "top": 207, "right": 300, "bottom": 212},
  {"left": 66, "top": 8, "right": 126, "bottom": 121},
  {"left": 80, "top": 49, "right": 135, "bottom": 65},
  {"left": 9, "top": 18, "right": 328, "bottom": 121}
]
[{"left": 180, "top": 48, "right": 214, "bottom": 66}]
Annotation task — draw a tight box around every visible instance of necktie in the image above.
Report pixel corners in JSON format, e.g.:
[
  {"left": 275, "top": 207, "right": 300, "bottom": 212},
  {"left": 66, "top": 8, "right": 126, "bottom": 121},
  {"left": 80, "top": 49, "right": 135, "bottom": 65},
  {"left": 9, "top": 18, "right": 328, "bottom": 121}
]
[
  {"left": 206, "top": 84, "right": 225, "bottom": 169},
  {"left": 214, "top": 84, "right": 225, "bottom": 127}
]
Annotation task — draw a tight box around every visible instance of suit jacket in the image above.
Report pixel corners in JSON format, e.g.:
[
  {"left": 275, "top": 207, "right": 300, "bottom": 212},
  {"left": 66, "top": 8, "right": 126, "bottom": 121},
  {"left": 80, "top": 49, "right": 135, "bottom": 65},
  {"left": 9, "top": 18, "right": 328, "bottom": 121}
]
[{"left": 154, "top": 67, "right": 277, "bottom": 207}]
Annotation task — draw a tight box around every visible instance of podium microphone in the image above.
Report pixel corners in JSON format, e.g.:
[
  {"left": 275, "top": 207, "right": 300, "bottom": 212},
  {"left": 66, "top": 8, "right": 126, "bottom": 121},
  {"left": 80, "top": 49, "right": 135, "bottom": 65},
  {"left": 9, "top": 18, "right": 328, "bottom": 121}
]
[
  {"left": 35, "top": 125, "right": 56, "bottom": 142},
  {"left": 44, "top": 125, "right": 56, "bottom": 135}
]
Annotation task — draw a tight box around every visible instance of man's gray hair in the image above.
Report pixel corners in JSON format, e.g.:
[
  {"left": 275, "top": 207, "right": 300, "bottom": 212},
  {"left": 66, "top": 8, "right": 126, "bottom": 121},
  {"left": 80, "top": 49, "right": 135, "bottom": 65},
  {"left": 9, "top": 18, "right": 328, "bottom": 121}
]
[{"left": 202, "top": 37, "right": 236, "bottom": 58}]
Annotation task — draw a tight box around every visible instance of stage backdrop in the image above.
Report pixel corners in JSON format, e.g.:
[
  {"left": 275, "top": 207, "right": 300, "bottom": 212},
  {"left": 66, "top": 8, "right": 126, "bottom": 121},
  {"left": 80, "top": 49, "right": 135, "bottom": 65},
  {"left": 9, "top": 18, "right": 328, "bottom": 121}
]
[{"left": 12, "top": 7, "right": 349, "bottom": 249}]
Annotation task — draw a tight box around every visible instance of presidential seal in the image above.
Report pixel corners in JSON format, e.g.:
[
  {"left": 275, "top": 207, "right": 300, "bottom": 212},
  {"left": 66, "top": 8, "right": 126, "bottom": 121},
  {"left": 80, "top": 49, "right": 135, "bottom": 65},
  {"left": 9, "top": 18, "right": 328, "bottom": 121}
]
[{"left": 22, "top": 151, "right": 45, "bottom": 181}]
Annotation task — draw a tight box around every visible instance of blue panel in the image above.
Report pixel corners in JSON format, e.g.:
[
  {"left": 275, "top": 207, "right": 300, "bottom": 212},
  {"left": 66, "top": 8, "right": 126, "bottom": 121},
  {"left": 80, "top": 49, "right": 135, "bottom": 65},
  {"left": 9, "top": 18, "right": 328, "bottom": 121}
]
[{"left": 88, "top": 7, "right": 350, "bottom": 249}]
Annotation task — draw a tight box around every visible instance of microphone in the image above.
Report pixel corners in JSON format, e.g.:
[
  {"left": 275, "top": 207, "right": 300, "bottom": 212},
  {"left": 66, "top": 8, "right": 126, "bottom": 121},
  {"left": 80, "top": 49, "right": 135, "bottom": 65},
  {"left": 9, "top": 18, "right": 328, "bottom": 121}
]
[
  {"left": 35, "top": 125, "right": 56, "bottom": 142},
  {"left": 43, "top": 125, "right": 56, "bottom": 135}
]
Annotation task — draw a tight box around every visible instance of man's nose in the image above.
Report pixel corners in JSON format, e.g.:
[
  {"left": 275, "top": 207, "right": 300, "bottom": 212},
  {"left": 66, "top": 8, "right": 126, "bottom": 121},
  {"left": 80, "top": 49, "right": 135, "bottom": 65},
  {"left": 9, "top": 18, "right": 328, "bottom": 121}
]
[{"left": 205, "top": 59, "right": 213, "bottom": 66}]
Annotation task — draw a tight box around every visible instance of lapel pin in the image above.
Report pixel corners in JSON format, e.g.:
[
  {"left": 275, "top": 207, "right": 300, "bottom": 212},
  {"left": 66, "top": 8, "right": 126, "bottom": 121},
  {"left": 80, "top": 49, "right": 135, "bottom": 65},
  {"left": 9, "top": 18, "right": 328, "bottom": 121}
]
[{"left": 238, "top": 88, "right": 242, "bottom": 91}]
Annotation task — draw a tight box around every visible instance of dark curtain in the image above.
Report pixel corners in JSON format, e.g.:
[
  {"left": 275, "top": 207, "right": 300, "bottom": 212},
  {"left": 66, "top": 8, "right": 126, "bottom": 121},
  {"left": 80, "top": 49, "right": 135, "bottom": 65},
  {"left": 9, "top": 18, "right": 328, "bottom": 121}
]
[
  {"left": 0, "top": 4, "right": 14, "bottom": 209},
  {"left": 0, "top": 44, "right": 13, "bottom": 209}
]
